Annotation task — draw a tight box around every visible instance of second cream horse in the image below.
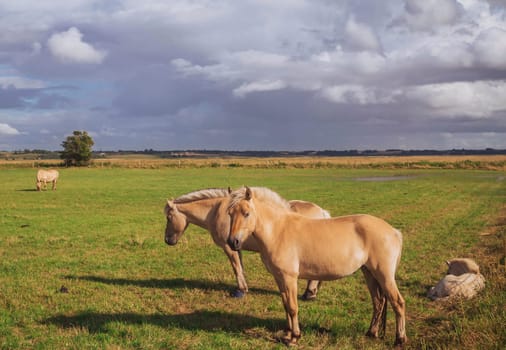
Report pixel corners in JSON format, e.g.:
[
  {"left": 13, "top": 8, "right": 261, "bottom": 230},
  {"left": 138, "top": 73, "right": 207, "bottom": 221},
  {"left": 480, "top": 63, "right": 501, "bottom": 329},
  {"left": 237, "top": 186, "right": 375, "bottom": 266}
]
[
  {"left": 36, "top": 169, "right": 59, "bottom": 191},
  {"left": 164, "top": 188, "right": 330, "bottom": 298}
]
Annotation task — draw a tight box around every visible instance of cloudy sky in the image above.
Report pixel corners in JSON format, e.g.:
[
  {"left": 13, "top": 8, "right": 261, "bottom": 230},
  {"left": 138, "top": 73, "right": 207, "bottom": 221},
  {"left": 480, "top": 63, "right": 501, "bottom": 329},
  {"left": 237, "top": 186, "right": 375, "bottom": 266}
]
[{"left": 1, "top": 0, "right": 505, "bottom": 151}]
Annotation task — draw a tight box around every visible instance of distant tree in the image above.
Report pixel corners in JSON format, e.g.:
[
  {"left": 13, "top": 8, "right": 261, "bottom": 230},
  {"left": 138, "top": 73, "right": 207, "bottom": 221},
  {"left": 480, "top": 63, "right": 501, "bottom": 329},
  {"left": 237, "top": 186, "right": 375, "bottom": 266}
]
[{"left": 60, "top": 130, "right": 94, "bottom": 166}]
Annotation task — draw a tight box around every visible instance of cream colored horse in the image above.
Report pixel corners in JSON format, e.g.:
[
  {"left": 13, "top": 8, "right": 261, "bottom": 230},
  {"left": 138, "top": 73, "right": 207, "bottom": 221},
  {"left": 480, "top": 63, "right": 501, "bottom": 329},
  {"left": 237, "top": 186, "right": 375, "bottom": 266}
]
[
  {"left": 36, "top": 169, "right": 59, "bottom": 191},
  {"left": 164, "top": 188, "right": 330, "bottom": 299},
  {"left": 227, "top": 187, "right": 407, "bottom": 347}
]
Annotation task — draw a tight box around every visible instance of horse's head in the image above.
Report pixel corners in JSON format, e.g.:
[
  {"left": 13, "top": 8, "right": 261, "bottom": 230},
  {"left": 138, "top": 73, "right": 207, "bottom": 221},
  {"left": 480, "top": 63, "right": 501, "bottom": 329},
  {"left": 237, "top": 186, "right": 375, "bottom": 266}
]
[
  {"left": 164, "top": 200, "right": 188, "bottom": 245},
  {"left": 227, "top": 186, "right": 257, "bottom": 251}
]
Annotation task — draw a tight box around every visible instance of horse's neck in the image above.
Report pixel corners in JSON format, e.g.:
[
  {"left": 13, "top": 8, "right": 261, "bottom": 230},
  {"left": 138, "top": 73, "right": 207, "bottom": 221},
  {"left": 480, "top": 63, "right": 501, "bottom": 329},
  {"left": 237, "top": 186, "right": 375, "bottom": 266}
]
[
  {"left": 177, "top": 198, "right": 224, "bottom": 230},
  {"left": 253, "top": 201, "right": 287, "bottom": 249}
]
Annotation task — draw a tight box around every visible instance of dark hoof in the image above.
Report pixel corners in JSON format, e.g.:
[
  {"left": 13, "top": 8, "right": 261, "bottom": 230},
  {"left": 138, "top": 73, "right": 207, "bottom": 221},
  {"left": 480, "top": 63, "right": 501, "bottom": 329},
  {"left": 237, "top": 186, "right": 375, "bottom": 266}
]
[
  {"left": 394, "top": 336, "right": 408, "bottom": 349},
  {"left": 366, "top": 330, "right": 379, "bottom": 339},
  {"left": 301, "top": 291, "right": 317, "bottom": 301},
  {"left": 281, "top": 333, "right": 300, "bottom": 347},
  {"left": 230, "top": 289, "right": 245, "bottom": 298}
]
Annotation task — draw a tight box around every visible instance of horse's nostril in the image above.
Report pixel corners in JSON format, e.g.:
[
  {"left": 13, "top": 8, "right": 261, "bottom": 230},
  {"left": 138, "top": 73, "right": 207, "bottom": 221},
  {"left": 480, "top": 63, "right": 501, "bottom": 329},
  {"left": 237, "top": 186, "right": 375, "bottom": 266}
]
[{"left": 227, "top": 237, "right": 240, "bottom": 250}]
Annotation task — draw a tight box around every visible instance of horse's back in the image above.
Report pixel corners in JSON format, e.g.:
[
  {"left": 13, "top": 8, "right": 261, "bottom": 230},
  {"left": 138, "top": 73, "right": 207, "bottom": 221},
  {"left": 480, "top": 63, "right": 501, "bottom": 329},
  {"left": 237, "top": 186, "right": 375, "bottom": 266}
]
[
  {"left": 333, "top": 214, "right": 402, "bottom": 253},
  {"left": 289, "top": 200, "right": 330, "bottom": 219},
  {"left": 37, "top": 169, "right": 59, "bottom": 181}
]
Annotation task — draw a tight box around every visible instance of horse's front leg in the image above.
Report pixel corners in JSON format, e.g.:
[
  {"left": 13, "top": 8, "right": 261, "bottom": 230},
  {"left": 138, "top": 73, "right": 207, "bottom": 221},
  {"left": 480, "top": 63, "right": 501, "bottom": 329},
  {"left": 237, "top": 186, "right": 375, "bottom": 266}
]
[
  {"left": 222, "top": 244, "right": 248, "bottom": 297},
  {"left": 274, "top": 273, "right": 300, "bottom": 346}
]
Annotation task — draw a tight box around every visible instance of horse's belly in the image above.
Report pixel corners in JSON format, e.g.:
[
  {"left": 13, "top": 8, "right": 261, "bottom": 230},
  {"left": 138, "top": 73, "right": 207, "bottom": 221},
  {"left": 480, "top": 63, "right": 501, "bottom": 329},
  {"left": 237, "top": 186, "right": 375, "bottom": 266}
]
[
  {"left": 299, "top": 266, "right": 357, "bottom": 281},
  {"left": 39, "top": 176, "right": 56, "bottom": 182},
  {"left": 298, "top": 252, "right": 366, "bottom": 280}
]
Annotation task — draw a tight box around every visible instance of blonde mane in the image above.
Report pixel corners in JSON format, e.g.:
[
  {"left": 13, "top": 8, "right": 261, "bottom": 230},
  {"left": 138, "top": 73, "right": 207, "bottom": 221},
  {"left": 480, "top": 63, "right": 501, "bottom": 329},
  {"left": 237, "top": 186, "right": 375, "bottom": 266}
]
[
  {"left": 229, "top": 187, "right": 291, "bottom": 211},
  {"left": 174, "top": 188, "right": 229, "bottom": 204}
]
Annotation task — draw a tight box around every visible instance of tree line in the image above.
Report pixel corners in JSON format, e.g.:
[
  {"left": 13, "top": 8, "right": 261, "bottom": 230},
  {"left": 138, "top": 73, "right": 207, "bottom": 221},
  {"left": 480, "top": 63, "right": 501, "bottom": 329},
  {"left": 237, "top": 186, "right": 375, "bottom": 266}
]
[{"left": 5, "top": 129, "right": 506, "bottom": 166}]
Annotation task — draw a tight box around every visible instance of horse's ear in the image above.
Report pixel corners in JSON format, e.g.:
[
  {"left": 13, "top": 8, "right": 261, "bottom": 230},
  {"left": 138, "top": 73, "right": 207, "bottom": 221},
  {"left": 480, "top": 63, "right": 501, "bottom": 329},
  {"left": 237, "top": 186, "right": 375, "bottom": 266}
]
[
  {"left": 166, "top": 199, "right": 175, "bottom": 210},
  {"left": 227, "top": 186, "right": 232, "bottom": 194},
  {"left": 446, "top": 260, "right": 451, "bottom": 267},
  {"left": 245, "top": 186, "right": 252, "bottom": 200}
]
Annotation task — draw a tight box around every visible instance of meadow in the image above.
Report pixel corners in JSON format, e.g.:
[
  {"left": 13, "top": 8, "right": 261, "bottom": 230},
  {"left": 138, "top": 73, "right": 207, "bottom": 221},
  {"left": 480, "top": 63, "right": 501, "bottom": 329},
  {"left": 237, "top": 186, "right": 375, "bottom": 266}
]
[{"left": 0, "top": 165, "right": 505, "bottom": 349}]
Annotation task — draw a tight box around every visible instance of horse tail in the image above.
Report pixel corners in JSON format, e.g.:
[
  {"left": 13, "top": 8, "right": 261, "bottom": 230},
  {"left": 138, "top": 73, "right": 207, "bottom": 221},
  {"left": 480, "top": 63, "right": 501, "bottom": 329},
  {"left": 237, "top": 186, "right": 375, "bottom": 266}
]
[
  {"left": 321, "top": 209, "right": 331, "bottom": 219},
  {"left": 393, "top": 229, "right": 403, "bottom": 270}
]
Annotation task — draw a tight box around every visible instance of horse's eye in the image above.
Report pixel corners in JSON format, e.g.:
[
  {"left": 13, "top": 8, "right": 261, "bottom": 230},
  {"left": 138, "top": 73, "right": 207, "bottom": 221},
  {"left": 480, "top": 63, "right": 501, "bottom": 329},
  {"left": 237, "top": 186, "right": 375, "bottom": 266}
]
[{"left": 244, "top": 212, "right": 249, "bottom": 218}]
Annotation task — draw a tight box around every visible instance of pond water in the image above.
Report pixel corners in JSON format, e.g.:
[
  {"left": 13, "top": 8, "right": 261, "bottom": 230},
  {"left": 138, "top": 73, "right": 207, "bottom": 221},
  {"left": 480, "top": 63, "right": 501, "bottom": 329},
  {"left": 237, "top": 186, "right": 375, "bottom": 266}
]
[{"left": 353, "top": 175, "right": 417, "bottom": 182}]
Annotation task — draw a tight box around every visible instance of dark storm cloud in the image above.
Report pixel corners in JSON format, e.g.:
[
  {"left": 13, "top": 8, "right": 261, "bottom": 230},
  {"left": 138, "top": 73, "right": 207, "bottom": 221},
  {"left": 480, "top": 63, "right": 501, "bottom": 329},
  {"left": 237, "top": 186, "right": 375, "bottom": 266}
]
[{"left": 0, "top": 0, "right": 505, "bottom": 149}]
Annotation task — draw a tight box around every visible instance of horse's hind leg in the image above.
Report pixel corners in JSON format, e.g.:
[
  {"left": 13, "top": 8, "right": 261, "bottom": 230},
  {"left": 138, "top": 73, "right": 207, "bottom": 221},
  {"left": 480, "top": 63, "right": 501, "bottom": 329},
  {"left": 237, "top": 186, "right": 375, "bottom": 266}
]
[
  {"left": 301, "top": 280, "right": 321, "bottom": 301},
  {"left": 376, "top": 275, "right": 407, "bottom": 346},
  {"left": 222, "top": 244, "right": 248, "bottom": 297},
  {"left": 361, "top": 266, "right": 387, "bottom": 338}
]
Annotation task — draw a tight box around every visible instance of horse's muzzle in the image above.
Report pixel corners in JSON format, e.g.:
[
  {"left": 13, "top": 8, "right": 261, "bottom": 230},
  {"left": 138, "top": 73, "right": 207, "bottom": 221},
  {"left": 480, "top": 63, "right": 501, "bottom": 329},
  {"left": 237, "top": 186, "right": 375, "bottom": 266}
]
[
  {"left": 227, "top": 236, "right": 241, "bottom": 251},
  {"left": 165, "top": 236, "right": 178, "bottom": 246}
]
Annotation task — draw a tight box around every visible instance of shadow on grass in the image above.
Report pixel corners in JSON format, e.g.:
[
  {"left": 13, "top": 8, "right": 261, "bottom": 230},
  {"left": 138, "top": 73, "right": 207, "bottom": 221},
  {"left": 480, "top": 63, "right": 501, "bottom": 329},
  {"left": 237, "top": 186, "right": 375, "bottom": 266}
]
[
  {"left": 44, "top": 310, "right": 381, "bottom": 346},
  {"left": 43, "top": 310, "right": 348, "bottom": 344},
  {"left": 64, "top": 275, "right": 278, "bottom": 296},
  {"left": 17, "top": 188, "right": 38, "bottom": 192},
  {"left": 44, "top": 309, "right": 282, "bottom": 336},
  {"left": 399, "top": 278, "right": 433, "bottom": 298}
]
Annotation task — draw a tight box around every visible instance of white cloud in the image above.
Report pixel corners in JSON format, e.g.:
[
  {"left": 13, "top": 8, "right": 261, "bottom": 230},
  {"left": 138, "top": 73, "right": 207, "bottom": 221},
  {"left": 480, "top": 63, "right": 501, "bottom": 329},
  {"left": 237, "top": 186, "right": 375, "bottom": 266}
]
[
  {"left": 172, "top": 50, "right": 290, "bottom": 85},
  {"left": 345, "top": 16, "right": 382, "bottom": 53},
  {"left": 0, "top": 123, "right": 21, "bottom": 135},
  {"left": 472, "top": 27, "right": 506, "bottom": 69},
  {"left": 171, "top": 58, "right": 238, "bottom": 82},
  {"left": 227, "top": 50, "right": 288, "bottom": 67},
  {"left": 233, "top": 80, "right": 287, "bottom": 98},
  {"left": 397, "top": 0, "right": 463, "bottom": 31},
  {"left": 171, "top": 58, "right": 192, "bottom": 69},
  {"left": 172, "top": 46, "right": 390, "bottom": 99},
  {"left": 425, "top": 38, "right": 474, "bottom": 68},
  {"left": 47, "top": 27, "right": 107, "bottom": 64},
  {"left": 406, "top": 80, "right": 506, "bottom": 117},
  {"left": 321, "top": 85, "right": 397, "bottom": 105},
  {"left": 310, "top": 46, "right": 387, "bottom": 77}
]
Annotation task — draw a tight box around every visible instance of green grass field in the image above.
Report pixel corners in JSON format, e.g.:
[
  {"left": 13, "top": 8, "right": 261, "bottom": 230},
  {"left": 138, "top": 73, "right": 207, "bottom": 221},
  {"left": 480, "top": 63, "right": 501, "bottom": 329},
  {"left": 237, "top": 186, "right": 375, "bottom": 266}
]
[{"left": 1, "top": 167, "right": 505, "bottom": 349}]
